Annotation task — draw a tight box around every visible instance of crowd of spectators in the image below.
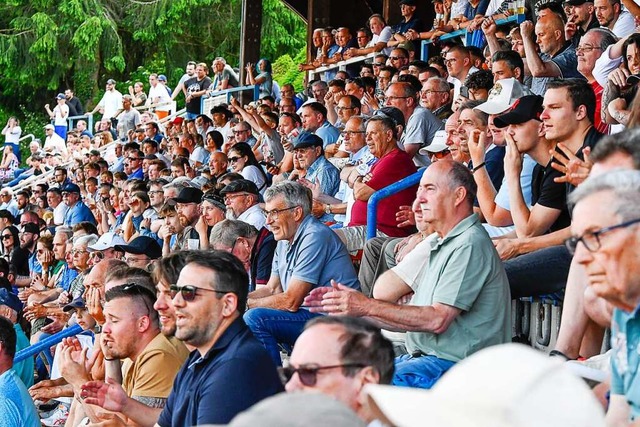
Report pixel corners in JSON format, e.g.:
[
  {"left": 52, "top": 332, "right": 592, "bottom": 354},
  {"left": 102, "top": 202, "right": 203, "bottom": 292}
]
[{"left": 1, "top": 0, "right": 640, "bottom": 424}]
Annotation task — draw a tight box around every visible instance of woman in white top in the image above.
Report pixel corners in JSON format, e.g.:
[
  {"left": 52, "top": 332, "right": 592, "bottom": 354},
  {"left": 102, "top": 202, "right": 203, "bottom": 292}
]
[
  {"left": 1, "top": 117, "right": 22, "bottom": 160},
  {"left": 227, "top": 142, "right": 268, "bottom": 195}
]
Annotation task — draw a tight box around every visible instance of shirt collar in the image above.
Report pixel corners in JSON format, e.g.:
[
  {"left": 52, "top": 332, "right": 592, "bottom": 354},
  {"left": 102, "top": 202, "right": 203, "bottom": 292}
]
[{"left": 434, "top": 213, "right": 479, "bottom": 247}]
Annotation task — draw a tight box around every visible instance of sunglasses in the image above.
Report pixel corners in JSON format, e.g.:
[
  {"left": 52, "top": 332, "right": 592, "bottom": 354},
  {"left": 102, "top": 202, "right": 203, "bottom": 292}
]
[
  {"left": 1, "top": 235, "right": 12, "bottom": 240},
  {"left": 169, "top": 284, "right": 231, "bottom": 302},
  {"left": 228, "top": 156, "right": 242, "bottom": 163},
  {"left": 277, "top": 363, "right": 367, "bottom": 387}
]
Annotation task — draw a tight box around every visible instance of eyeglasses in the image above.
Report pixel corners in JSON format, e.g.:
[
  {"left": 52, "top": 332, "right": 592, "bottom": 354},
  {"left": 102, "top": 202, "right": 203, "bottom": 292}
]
[
  {"left": 124, "top": 255, "right": 150, "bottom": 264},
  {"left": 277, "top": 363, "right": 367, "bottom": 386},
  {"left": 148, "top": 190, "right": 164, "bottom": 196},
  {"left": 233, "top": 130, "right": 249, "bottom": 134},
  {"left": 127, "top": 157, "right": 141, "bottom": 161},
  {"left": 336, "top": 106, "right": 355, "bottom": 111},
  {"left": 373, "top": 62, "right": 385, "bottom": 67},
  {"left": 264, "top": 205, "right": 299, "bottom": 220},
  {"left": 228, "top": 156, "right": 242, "bottom": 163},
  {"left": 565, "top": 218, "right": 640, "bottom": 255},
  {"left": 340, "top": 130, "right": 366, "bottom": 137},
  {"left": 72, "top": 249, "right": 88, "bottom": 256},
  {"left": 224, "top": 193, "right": 247, "bottom": 203},
  {"left": 389, "top": 56, "right": 406, "bottom": 61},
  {"left": 169, "top": 284, "right": 231, "bottom": 302},
  {"left": 576, "top": 45, "right": 603, "bottom": 53},
  {"left": 1, "top": 235, "right": 11, "bottom": 240},
  {"left": 89, "top": 251, "right": 105, "bottom": 261},
  {"left": 421, "top": 89, "right": 448, "bottom": 95},
  {"left": 385, "top": 95, "right": 410, "bottom": 102}
]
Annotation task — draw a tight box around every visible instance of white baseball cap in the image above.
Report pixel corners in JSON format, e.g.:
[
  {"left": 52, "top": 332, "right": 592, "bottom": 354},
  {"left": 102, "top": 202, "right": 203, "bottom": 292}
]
[
  {"left": 87, "top": 232, "right": 127, "bottom": 252},
  {"left": 366, "top": 343, "right": 605, "bottom": 427},
  {"left": 474, "top": 78, "right": 532, "bottom": 115},
  {"left": 419, "top": 130, "right": 448, "bottom": 156}
]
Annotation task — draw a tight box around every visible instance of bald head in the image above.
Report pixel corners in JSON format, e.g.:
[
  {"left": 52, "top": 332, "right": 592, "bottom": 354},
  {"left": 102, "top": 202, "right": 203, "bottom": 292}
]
[{"left": 535, "top": 14, "right": 566, "bottom": 55}]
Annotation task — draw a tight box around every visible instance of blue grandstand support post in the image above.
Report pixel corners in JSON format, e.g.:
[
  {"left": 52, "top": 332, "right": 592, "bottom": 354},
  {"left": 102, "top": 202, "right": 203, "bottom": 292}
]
[
  {"left": 366, "top": 168, "right": 426, "bottom": 240},
  {"left": 14, "top": 324, "right": 83, "bottom": 364},
  {"left": 421, "top": 40, "right": 429, "bottom": 61}
]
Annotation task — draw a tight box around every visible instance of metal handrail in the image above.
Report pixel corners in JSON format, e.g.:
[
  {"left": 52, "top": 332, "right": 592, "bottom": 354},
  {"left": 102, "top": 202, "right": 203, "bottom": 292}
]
[
  {"left": 420, "top": 14, "right": 526, "bottom": 59},
  {"left": 14, "top": 324, "right": 83, "bottom": 363},
  {"left": 308, "top": 52, "right": 376, "bottom": 81},
  {"left": 366, "top": 168, "right": 425, "bottom": 240}
]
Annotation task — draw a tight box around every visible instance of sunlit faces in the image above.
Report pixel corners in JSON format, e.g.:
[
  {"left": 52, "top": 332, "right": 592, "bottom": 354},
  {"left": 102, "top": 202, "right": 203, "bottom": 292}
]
[
  {"left": 264, "top": 193, "right": 302, "bottom": 242},
  {"left": 572, "top": 191, "right": 640, "bottom": 310},
  {"left": 540, "top": 87, "right": 583, "bottom": 142}
]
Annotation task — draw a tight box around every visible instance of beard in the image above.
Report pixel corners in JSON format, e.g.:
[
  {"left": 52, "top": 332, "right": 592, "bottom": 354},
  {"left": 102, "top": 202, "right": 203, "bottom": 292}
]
[{"left": 225, "top": 209, "right": 237, "bottom": 220}]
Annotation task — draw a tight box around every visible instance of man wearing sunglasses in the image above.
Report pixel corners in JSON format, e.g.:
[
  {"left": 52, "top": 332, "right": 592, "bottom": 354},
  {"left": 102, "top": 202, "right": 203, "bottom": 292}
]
[
  {"left": 151, "top": 251, "right": 281, "bottom": 426},
  {"left": 283, "top": 316, "right": 394, "bottom": 423},
  {"left": 567, "top": 170, "right": 640, "bottom": 425},
  {"left": 61, "top": 183, "right": 96, "bottom": 227}
]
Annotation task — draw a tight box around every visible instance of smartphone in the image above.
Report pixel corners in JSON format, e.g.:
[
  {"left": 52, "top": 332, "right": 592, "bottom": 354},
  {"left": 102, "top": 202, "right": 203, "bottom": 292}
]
[
  {"left": 460, "top": 86, "right": 469, "bottom": 98},
  {"left": 259, "top": 160, "right": 277, "bottom": 169}
]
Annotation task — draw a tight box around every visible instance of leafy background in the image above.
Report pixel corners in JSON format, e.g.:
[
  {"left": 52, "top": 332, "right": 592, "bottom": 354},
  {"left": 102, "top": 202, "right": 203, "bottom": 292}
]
[{"left": 0, "top": 0, "right": 307, "bottom": 160}]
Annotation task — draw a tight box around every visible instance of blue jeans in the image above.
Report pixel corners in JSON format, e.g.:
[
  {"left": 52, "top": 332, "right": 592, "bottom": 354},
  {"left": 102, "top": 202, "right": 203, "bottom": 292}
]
[
  {"left": 504, "top": 245, "right": 571, "bottom": 299},
  {"left": 392, "top": 353, "right": 456, "bottom": 389},
  {"left": 243, "top": 307, "right": 322, "bottom": 366},
  {"left": 6, "top": 168, "right": 30, "bottom": 186}
]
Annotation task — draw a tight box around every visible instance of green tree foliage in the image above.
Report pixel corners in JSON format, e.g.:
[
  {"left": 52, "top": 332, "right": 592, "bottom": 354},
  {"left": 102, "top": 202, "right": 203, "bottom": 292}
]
[{"left": 0, "top": 0, "right": 306, "bottom": 127}]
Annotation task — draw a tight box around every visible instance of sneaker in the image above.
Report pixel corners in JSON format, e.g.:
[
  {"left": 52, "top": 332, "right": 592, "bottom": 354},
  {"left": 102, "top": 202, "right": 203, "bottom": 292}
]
[{"left": 40, "top": 403, "right": 70, "bottom": 426}]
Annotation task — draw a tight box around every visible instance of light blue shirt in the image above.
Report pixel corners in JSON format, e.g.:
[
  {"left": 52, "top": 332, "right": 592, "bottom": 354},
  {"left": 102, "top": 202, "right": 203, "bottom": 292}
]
[
  {"left": 272, "top": 215, "right": 360, "bottom": 292},
  {"left": 63, "top": 200, "right": 96, "bottom": 226},
  {"left": 12, "top": 324, "right": 33, "bottom": 388},
  {"left": 0, "top": 370, "right": 40, "bottom": 427},
  {"left": 315, "top": 121, "right": 340, "bottom": 148},
  {"left": 494, "top": 154, "right": 536, "bottom": 210},
  {"left": 611, "top": 305, "right": 640, "bottom": 421}
]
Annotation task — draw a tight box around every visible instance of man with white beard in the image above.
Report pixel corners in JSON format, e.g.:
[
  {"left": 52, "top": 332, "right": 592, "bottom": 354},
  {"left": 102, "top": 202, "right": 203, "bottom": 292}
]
[{"left": 220, "top": 179, "right": 266, "bottom": 230}]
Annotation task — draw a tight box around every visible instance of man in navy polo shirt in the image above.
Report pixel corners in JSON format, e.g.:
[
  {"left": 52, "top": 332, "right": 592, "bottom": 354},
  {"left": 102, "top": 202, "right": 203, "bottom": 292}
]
[{"left": 157, "top": 250, "right": 282, "bottom": 426}]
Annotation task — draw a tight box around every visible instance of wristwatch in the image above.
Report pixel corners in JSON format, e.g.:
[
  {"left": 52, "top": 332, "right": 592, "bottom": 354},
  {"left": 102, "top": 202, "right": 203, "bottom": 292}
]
[{"left": 325, "top": 204, "right": 332, "bottom": 214}]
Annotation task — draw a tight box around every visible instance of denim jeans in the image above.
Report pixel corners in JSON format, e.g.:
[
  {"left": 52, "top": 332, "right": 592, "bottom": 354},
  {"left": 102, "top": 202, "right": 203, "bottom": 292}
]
[
  {"left": 243, "top": 307, "right": 322, "bottom": 366},
  {"left": 393, "top": 353, "right": 456, "bottom": 389},
  {"left": 6, "top": 168, "right": 29, "bottom": 186},
  {"left": 504, "top": 245, "right": 572, "bottom": 299}
]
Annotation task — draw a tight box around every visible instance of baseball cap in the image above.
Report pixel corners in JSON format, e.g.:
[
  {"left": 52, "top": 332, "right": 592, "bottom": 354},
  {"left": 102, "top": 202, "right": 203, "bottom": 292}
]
[
  {"left": 56, "top": 93, "right": 65, "bottom": 100},
  {"left": 63, "top": 296, "right": 86, "bottom": 313},
  {"left": 493, "top": 95, "right": 544, "bottom": 129},
  {"left": 61, "top": 183, "right": 82, "bottom": 194},
  {"left": 220, "top": 179, "right": 260, "bottom": 196},
  {"left": 171, "top": 187, "right": 204, "bottom": 204},
  {"left": 44, "top": 124, "right": 55, "bottom": 130},
  {"left": 22, "top": 223, "right": 40, "bottom": 235},
  {"left": 114, "top": 236, "right": 162, "bottom": 259},
  {"left": 565, "top": 0, "right": 590, "bottom": 5},
  {"left": 474, "top": 78, "right": 532, "bottom": 115},
  {"left": 419, "top": 130, "right": 449, "bottom": 155},
  {"left": 399, "top": 0, "right": 417, "bottom": 5},
  {"left": 224, "top": 392, "right": 366, "bottom": 427},
  {"left": 366, "top": 343, "right": 605, "bottom": 427},
  {"left": 202, "top": 191, "right": 226, "bottom": 211},
  {"left": 87, "top": 232, "right": 127, "bottom": 252},
  {"left": 158, "top": 74, "right": 167, "bottom": 82},
  {"left": 0, "top": 288, "right": 22, "bottom": 313},
  {"left": 106, "top": 78, "right": 116, "bottom": 85},
  {"left": 293, "top": 131, "right": 323, "bottom": 150},
  {"left": 374, "top": 106, "right": 406, "bottom": 130},
  {"left": 172, "top": 117, "right": 184, "bottom": 126}
]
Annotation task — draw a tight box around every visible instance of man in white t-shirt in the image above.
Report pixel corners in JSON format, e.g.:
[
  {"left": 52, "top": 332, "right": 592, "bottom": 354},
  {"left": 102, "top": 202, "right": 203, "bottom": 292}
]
[
  {"left": 594, "top": 0, "right": 635, "bottom": 38},
  {"left": 146, "top": 73, "right": 172, "bottom": 120},
  {"left": 89, "top": 79, "right": 123, "bottom": 120},
  {"left": 43, "top": 124, "right": 68, "bottom": 159},
  {"left": 45, "top": 94, "right": 69, "bottom": 140}
]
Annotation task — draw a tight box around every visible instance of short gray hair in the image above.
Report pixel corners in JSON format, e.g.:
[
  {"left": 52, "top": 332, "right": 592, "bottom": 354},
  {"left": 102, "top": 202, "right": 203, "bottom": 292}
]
[
  {"left": 264, "top": 181, "right": 312, "bottom": 216},
  {"left": 210, "top": 219, "right": 258, "bottom": 249},
  {"left": 569, "top": 170, "right": 640, "bottom": 222},
  {"left": 427, "top": 76, "right": 450, "bottom": 92},
  {"left": 74, "top": 234, "right": 99, "bottom": 248},
  {"left": 55, "top": 226, "right": 73, "bottom": 241}
]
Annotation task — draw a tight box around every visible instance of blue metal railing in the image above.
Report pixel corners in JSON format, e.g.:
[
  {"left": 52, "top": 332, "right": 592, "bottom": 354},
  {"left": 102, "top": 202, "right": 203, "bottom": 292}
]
[
  {"left": 366, "top": 168, "right": 426, "bottom": 240},
  {"left": 420, "top": 14, "right": 526, "bottom": 60},
  {"left": 14, "top": 324, "right": 83, "bottom": 363}
]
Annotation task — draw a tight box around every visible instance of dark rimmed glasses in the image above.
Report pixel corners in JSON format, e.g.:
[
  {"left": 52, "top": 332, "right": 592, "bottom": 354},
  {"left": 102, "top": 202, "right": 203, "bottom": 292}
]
[
  {"left": 278, "top": 363, "right": 367, "bottom": 386},
  {"left": 565, "top": 218, "right": 640, "bottom": 255}
]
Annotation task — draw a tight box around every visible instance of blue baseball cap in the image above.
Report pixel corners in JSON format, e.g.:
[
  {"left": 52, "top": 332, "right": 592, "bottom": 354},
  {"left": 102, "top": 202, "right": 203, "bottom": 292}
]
[
  {"left": 293, "top": 131, "right": 323, "bottom": 150},
  {"left": 0, "top": 288, "right": 22, "bottom": 313}
]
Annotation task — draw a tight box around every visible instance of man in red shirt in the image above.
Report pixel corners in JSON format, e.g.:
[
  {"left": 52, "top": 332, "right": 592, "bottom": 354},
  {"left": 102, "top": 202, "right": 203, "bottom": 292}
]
[{"left": 336, "top": 107, "right": 418, "bottom": 252}]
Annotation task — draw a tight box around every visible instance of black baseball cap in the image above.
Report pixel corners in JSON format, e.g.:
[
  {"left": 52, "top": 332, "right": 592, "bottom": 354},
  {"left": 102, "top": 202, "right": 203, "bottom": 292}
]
[
  {"left": 220, "top": 179, "right": 260, "bottom": 196},
  {"left": 171, "top": 187, "right": 204, "bottom": 204},
  {"left": 114, "top": 236, "right": 162, "bottom": 259},
  {"left": 493, "top": 95, "right": 544, "bottom": 129}
]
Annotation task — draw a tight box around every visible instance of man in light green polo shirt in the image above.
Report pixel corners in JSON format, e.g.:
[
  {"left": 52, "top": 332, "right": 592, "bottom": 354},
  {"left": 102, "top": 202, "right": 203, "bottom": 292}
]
[{"left": 305, "top": 160, "right": 511, "bottom": 388}]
